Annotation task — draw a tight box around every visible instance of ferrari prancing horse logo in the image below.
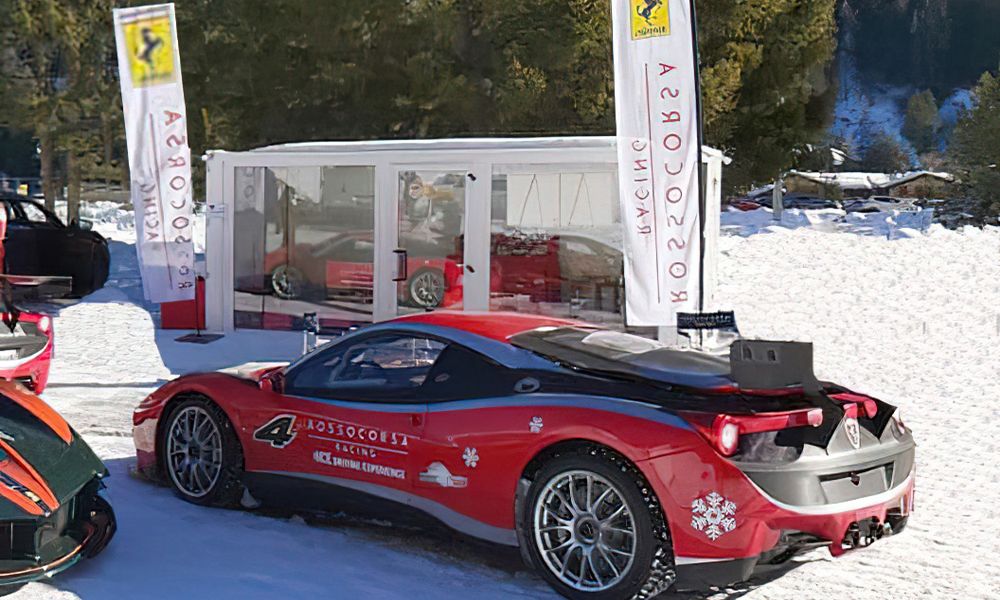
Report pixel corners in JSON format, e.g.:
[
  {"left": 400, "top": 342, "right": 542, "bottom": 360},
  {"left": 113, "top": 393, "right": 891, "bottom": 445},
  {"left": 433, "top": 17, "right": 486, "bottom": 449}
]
[
  {"left": 631, "top": 0, "right": 671, "bottom": 40},
  {"left": 845, "top": 417, "right": 861, "bottom": 450}
]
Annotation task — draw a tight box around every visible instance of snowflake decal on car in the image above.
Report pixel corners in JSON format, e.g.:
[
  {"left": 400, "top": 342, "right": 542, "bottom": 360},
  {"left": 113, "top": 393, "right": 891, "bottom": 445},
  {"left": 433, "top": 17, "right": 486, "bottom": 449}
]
[
  {"left": 691, "top": 491, "right": 737, "bottom": 541},
  {"left": 462, "top": 447, "right": 479, "bottom": 468}
]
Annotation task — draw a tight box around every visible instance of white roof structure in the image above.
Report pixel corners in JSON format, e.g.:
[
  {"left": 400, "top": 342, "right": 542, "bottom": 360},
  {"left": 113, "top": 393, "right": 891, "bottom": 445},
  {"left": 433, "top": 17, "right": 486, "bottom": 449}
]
[
  {"left": 246, "top": 136, "right": 731, "bottom": 163},
  {"left": 786, "top": 170, "right": 954, "bottom": 191}
]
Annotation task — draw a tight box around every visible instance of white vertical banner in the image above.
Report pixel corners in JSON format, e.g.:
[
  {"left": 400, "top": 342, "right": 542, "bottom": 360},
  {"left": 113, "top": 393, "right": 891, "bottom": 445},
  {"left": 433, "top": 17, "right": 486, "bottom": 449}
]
[
  {"left": 612, "top": 0, "right": 702, "bottom": 326},
  {"left": 113, "top": 3, "right": 196, "bottom": 303}
]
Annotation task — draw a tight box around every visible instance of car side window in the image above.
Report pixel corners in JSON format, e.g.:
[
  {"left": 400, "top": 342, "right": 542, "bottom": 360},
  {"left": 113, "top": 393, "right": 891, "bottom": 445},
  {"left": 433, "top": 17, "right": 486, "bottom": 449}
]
[
  {"left": 421, "top": 343, "right": 515, "bottom": 401},
  {"left": 15, "top": 202, "right": 62, "bottom": 227},
  {"left": 563, "top": 240, "right": 597, "bottom": 256},
  {"left": 285, "top": 334, "right": 446, "bottom": 402},
  {"left": 18, "top": 202, "right": 49, "bottom": 224}
]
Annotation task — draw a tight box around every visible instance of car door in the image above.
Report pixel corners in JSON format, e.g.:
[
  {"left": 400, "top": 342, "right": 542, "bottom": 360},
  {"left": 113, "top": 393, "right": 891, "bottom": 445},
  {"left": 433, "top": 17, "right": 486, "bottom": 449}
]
[
  {"left": 415, "top": 343, "right": 531, "bottom": 538},
  {"left": 241, "top": 332, "right": 445, "bottom": 506},
  {"left": 7, "top": 200, "right": 86, "bottom": 285},
  {"left": 322, "top": 235, "right": 374, "bottom": 296},
  {"left": 1, "top": 199, "right": 43, "bottom": 275}
]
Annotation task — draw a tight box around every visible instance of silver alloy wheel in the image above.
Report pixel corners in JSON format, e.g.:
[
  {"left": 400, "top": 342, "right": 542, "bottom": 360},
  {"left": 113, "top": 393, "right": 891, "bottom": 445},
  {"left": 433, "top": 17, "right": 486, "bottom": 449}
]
[
  {"left": 271, "top": 264, "right": 304, "bottom": 299},
  {"left": 409, "top": 270, "right": 444, "bottom": 307},
  {"left": 166, "top": 406, "right": 223, "bottom": 499},
  {"left": 533, "top": 470, "right": 637, "bottom": 592}
]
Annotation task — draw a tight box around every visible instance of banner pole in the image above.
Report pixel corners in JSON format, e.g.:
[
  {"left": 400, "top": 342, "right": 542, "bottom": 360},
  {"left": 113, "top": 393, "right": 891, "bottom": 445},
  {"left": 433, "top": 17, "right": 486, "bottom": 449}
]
[{"left": 688, "top": 0, "right": 707, "bottom": 313}]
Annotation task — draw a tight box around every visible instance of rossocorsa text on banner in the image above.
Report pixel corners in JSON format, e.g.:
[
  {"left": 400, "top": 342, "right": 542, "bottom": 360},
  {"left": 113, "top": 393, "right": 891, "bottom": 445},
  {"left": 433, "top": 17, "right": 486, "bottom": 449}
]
[
  {"left": 113, "top": 3, "right": 196, "bottom": 303},
  {"left": 612, "top": 0, "right": 701, "bottom": 326}
]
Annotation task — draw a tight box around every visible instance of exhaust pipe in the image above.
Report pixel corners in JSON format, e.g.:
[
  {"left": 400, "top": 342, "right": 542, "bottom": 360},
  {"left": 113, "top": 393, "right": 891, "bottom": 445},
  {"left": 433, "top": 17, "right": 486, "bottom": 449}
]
[{"left": 832, "top": 517, "right": 887, "bottom": 556}]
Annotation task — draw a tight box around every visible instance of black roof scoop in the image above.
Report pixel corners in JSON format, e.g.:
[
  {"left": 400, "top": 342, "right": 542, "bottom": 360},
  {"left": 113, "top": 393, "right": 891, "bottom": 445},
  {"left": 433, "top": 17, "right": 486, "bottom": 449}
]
[{"left": 729, "top": 340, "right": 820, "bottom": 393}]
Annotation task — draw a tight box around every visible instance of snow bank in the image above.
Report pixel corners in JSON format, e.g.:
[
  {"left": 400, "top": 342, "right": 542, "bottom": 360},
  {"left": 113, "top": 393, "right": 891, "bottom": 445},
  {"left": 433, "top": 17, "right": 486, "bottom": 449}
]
[{"left": 722, "top": 207, "right": 935, "bottom": 238}]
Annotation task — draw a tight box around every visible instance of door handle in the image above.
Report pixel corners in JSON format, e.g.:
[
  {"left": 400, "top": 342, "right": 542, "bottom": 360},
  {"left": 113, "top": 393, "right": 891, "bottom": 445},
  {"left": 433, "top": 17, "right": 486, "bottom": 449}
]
[
  {"left": 393, "top": 248, "right": 408, "bottom": 282},
  {"left": 410, "top": 413, "right": 423, "bottom": 427}
]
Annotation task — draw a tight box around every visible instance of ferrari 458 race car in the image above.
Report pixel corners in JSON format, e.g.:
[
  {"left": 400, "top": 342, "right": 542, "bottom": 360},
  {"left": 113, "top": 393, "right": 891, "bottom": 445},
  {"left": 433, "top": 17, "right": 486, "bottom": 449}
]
[
  {"left": 0, "top": 199, "right": 58, "bottom": 394},
  {"left": 0, "top": 380, "right": 115, "bottom": 585},
  {"left": 133, "top": 312, "right": 914, "bottom": 599},
  {"left": 0, "top": 311, "right": 53, "bottom": 393}
]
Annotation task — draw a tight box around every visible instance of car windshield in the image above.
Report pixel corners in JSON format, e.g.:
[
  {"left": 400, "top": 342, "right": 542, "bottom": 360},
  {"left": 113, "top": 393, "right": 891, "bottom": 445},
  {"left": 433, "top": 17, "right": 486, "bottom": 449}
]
[{"left": 510, "top": 327, "right": 731, "bottom": 389}]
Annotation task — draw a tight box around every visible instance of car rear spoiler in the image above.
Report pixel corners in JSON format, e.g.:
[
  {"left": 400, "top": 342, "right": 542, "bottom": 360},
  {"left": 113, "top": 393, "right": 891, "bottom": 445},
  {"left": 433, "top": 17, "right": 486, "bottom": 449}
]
[
  {"left": 0, "top": 275, "right": 73, "bottom": 301},
  {"left": 729, "top": 340, "right": 820, "bottom": 393}
]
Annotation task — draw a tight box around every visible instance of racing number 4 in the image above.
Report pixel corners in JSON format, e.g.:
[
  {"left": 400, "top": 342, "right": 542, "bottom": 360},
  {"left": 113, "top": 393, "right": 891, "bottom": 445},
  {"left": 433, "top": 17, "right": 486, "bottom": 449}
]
[{"left": 254, "top": 415, "right": 297, "bottom": 448}]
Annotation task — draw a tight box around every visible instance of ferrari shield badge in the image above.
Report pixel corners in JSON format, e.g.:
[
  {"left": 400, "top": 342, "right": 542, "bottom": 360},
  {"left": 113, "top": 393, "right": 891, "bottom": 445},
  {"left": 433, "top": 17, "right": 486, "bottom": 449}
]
[
  {"left": 845, "top": 417, "right": 861, "bottom": 450},
  {"left": 631, "top": 0, "right": 670, "bottom": 40}
]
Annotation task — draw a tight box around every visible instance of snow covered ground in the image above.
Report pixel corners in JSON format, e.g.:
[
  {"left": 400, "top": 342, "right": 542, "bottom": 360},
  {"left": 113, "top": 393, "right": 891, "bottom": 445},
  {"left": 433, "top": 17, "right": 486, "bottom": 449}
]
[{"left": 8, "top": 215, "right": 1000, "bottom": 598}]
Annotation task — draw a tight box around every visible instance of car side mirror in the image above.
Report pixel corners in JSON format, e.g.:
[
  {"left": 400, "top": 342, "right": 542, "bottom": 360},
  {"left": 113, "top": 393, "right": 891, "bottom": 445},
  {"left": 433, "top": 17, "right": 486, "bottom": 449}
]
[{"left": 259, "top": 369, "right": 285, "bottom": 393}]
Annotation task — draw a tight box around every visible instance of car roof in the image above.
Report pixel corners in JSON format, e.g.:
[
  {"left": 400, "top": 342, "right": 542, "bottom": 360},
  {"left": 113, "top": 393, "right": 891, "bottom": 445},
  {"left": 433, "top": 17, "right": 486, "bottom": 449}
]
[{"left": 391, "top": 311, "right": 587, "bottom": 342}]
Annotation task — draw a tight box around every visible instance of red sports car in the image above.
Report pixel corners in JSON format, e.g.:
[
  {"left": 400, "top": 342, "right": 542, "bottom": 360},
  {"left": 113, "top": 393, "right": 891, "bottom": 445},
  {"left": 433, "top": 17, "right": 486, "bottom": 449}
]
[
  {"left": 0, "top": 208, "right": 54, "bottom": 393},
  {"left": 133, "top": 312, "right": 914, "bottom": 599},
  {"left": 264, "top": 232, "right": 461, "bottom": 309},
  {"left": 0, "top": 311, "right": 54, "bottom": 393}
]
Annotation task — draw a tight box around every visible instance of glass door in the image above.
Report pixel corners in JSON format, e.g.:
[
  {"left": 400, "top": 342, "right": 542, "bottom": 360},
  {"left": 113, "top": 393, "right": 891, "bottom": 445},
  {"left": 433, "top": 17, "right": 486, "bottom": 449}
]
[
  {"left": 393, "top": 168, "right": 468, "bottom": 316},
  {"left": 232, "top": 165, "right": 377, "bottom": 332}
]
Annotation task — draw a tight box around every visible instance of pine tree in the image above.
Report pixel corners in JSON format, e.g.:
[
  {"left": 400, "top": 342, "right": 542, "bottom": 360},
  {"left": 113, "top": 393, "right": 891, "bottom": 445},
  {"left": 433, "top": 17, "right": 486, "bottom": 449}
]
[
  {"left": 862, "top": 133, "right": 909, "bottom": 173},
  {"left": 902, "top": 90, "right": 939, "bottom": 154},
  {"left": 0, "top": 0, "right": 120, "bottom": 217},
  {"left": 951, "top": 68, "right": 1000, "bottom": 221}
]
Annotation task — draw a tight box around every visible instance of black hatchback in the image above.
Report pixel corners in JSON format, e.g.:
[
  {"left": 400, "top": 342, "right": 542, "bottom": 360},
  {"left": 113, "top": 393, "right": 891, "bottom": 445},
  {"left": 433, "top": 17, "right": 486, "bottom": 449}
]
[{"left": 0, "top": 194, "right": 110, "bottom": 298}]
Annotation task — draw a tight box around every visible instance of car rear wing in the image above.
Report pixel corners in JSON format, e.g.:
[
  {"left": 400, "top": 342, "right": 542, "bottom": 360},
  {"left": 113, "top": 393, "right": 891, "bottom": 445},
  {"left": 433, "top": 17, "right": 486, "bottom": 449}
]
[
  {"left": 0, "top": 274, "right": 74, "bottom": 301},
  {"left": 729, "top": 339, "right": 820, "bottom": 393}
]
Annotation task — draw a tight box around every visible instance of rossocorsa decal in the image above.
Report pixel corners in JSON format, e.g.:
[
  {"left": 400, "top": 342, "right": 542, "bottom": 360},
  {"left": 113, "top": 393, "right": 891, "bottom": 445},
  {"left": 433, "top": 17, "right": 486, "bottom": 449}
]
[
  {"left": 312, "top": 450, "right": 405, "bottom": 481},
  {"left": 303, "top": 416, "right": 410, "bottom": 454}
]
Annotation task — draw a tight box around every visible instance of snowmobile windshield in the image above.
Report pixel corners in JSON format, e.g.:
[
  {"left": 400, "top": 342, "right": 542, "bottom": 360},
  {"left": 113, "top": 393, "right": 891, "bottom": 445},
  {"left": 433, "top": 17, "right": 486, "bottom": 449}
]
[{"left": 510, "top": 327, "right": 732, "bottom": 389}]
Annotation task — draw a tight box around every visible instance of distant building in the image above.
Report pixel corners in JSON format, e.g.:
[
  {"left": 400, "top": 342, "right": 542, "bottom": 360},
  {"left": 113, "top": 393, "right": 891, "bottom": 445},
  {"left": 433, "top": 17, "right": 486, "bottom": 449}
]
[{"left": 784, "top": 170, "right": 956, "bottom": 199}]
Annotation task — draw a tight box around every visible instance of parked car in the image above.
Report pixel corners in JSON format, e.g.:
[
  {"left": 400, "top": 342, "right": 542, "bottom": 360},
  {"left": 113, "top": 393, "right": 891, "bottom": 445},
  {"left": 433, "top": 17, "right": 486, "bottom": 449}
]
[
  {"left": 0, "top": 380, "right": 116, "bottom": 584},
  {"left": 258, "top": 231, "right": 623, "bottom": 310},
  {"left": 261, "top": 231, "right": 462, "bottom": 309},
  {"left": 729, "top": 197, "right": 764, "bottom": 211},
  {"left": 134, "top": 312, "right": 914, "bottom": 599},
  {"left": 490, "top": 232, "right": 623, "bottom": 304},
  {"left": 0, "top": 205, "right": 56, "bottom": 393},
  {"left": 781, "top": 194, "right": 842, "bottom": 210},
  {"left": 0, "top": 312, "right": 54, "bottom": 393},
  {"left": 749, "top": 193, "right": 840, "bottom": 211},
  {"left": 0, "top": 194, "right": 110, "bottom": 298},
  {"left": 843, "top": 196, "right": 918, "bottom": 213}
]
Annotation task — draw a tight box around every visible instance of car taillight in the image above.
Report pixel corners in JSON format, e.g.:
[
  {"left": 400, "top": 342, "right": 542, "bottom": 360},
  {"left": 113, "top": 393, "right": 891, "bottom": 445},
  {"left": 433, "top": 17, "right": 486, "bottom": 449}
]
[
  {"left": 828, "top": 392, "right": 878, "bottom": 418},
  {"left": 716, "top": 417, "right": 740, "bottom": 456},
  {"left": 682, "top": 408, "right": 824, "bottom": 457}
]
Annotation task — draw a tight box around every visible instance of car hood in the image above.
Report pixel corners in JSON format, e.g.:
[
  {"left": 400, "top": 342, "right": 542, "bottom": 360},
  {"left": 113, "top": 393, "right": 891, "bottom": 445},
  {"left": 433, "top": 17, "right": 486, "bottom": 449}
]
[{"left": 0, "top": 383, "right": 106, "bottom": 518}]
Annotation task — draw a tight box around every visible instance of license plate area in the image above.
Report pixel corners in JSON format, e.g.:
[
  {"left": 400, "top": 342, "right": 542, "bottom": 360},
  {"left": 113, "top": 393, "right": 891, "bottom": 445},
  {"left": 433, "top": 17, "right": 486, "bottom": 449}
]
[{"left": 819, "top": 463, "right": 892, "bottom": 503}]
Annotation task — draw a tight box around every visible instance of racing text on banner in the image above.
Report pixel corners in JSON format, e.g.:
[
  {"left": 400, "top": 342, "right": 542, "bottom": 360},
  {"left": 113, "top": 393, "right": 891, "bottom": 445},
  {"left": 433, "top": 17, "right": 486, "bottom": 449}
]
[
  {"left": 611, "top": 0, "right": 703, "bottom": 326},
  {"left": 113, "top": 3, "right": 196, "bottom": 303}
]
